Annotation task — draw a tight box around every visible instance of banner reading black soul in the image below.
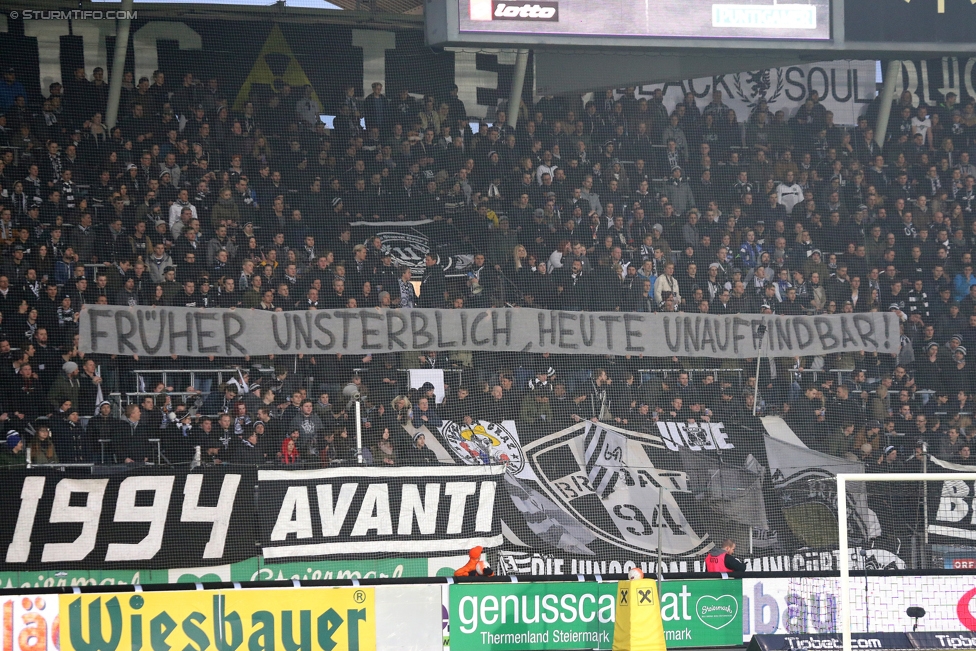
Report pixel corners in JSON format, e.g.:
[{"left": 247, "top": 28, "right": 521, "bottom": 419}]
[
  {"left": 0, "top": 466, "right": 253, "bottom": 570},
  {"left": 256, "top": 465, "right": 504, "bottom": 560}
]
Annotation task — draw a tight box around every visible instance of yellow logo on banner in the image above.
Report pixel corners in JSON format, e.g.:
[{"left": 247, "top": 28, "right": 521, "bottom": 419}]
[
  {"left": 59, "top": 588, "right": 374, "bottom": 651},
  {"left": 232, "top": 24, "right": 320, "bottom": 111}
]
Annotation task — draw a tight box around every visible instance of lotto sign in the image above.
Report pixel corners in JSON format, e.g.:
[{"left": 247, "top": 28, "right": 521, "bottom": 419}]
[
  {"left": 2, "top": 595, "right": 59, "bottom": 651},
  {"left": 60, "top": 587, "right": 374, "bottom": 651}
]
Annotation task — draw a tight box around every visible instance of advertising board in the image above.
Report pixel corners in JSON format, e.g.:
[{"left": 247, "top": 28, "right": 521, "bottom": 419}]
[
  {"left": 60, "top": 588, "right": 375, "bottom": 651},
  {"left": 742, "top": 576, "right": 976, "bottom": 639},
  {"left": 448, "top": 579, "right": 742, "bottom": 650},
  {"left": 1, "top": 595, "right": 59, "bottom": 651},
  {"left": 457, "top": 0, "right": 831, "bottom": 40}
]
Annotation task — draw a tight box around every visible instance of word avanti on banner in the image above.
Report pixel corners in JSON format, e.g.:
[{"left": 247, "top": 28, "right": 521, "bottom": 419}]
[{"left": 79, "top": 307, "right": 899, "bottom": 358}]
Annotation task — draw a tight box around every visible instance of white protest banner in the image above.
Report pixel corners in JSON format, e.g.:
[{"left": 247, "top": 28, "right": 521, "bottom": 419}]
[{"left": 78, "top": 306, "right": 899, "bottom": 358}]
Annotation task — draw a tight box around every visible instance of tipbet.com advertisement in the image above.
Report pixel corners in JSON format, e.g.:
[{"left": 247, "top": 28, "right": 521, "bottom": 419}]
[{"left": 459, "top": 0, "right": 831, "bottom": 40}]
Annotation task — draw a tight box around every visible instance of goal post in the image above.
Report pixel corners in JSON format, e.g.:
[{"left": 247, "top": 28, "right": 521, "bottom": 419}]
[{"left": 837, "top": 472, "right": 976, "bottom": 651}]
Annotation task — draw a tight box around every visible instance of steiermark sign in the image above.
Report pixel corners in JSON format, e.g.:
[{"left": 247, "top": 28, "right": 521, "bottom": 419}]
[{"left": 447, "top": 579, "right": 742, "bottom": 650}]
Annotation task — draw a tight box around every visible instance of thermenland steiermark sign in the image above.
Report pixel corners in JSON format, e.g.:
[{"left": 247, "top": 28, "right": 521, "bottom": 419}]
[{"left": 448, "top": 579, "right": 742, "bottom": 650}]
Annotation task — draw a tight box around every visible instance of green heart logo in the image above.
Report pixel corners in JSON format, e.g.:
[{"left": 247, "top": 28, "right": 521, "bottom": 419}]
[{"left": 695, "top": 595, "right": 738, "bottom": 630}]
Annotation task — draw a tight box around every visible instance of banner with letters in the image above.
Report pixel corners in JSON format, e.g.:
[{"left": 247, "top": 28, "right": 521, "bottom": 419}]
[
  {"left": 491, "top": 418, "right": 912, "bottom": 579},
  {"left": 0, "top": 424, "right": 917, "bottom": 578},
  {"left": 79, "top": 306, "right": 900, "bottom": 359},
  {"left": 743, "top": 576, "right": 976, "bottom": 639},
  {"left": 447, "top": 579, "right": 743, "bottom": 650},
  {"left": 924, "top": 456, "right": 976, "bottom": 547},
  {"left": 623, "top": 60, "right": 877, "bottom": 125},
  {"left": 256, "top": 465, "right": 504, "bottom": 560},
  {"left": 0, "top": 467, "right": 253, "bottom": 571},
  {"left": 0, "top": 593, "right": 60, "bottom": 651},
  {"left": 886, "top": 57, "right": 976, "bottom": 108},
  {"left": 60, "top": 587, "right": 375, "bottom": 651},
  {"left": 495, "top": 419, "right": 771, "bottom": 573}
]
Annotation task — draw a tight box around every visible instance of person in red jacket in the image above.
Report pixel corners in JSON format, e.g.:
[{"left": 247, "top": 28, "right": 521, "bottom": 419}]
[
  {"left": 455, "top": 546, "right": 495, "bottom": 577},
  {"left": 704, "top": 539, "right": 747, "bottom": 572}
]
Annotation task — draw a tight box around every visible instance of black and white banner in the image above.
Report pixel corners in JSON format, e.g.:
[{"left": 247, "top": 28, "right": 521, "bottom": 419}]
[
  {"left": 496, "top": 419, "right": 769, "bottom": 569},
  {"left": 437, "top": 419, "right": 531, "bottom": 478},
  {"left": 626, "top": 60, "right": 876, "bottom": 126},
  {"left": 925, "top": 455, "right": 976, "bottom": 545},
  {"left": 351, "top": 219, "right": 475, "bottom": 278},
  {"left": 256, "top": 465, "right": 504, "bottom": 559},
  {"left": 764, "top": 435, "right": 882, "bottom": 543},
  {"left": 890, "top": 58, "right": 976, "bottom": 107},
  {"left": 80, "top": 307, "right": 900, "bottom": 358},
  {"left": 490, "top": 417, "right": 915, "bottom": 575},
  {"left": 0, "top": 467, "right": 253, "bottom": 570}
]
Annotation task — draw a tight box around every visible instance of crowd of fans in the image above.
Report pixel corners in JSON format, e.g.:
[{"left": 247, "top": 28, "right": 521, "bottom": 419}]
[{"left": 0, "top": 59, "right": 975, "bottom": 471}]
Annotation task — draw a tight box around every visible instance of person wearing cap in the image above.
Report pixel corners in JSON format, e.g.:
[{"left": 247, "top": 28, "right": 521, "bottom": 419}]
[
  {"left": 915, "top": 341, "right": 944, "bottom": 394},
  {"left": 46, "top": 360, "right": 81, "bottom": 414},
  {"left": 874, "top": 444, "right": 900, "bottom": 471},
  {"left": 0, "top": 431, "right": 25, "bottom": 466},
  {"left": 947, "top": 345, "right": 973, "bottom": 397},
  {"left": 802, "top": 249, "right": 828, "bottom": 283}
]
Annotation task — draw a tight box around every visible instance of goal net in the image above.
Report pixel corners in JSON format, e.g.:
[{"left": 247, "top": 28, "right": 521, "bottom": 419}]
[{"left": 837, "top": 472, "right": 976, "bottom": 649}]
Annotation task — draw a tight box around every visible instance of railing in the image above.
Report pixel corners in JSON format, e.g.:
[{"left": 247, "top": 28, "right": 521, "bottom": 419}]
[
  {"left": 110, "top": 390, "right": 201, "bottom": 406},
  {"left": 637, "top": 367, "right": 745, "bottom": 386},
  {"left": 130, "top": 368, "right": 250, "bottom": 392}
]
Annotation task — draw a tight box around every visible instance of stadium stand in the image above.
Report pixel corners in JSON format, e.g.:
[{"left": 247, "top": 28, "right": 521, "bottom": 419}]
[{"left": 0, "top": 38, "right": 973, "bottom": 479}]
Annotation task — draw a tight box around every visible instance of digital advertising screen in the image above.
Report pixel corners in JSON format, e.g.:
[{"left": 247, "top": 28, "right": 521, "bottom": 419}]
[{"left": 457, "top": 0, "right": 831, "bottom": 41}]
